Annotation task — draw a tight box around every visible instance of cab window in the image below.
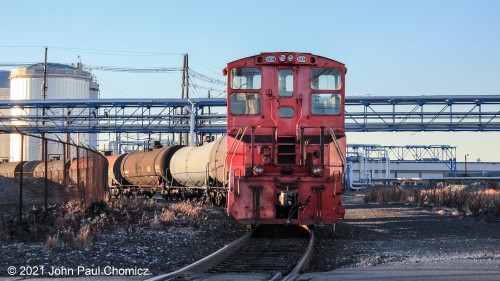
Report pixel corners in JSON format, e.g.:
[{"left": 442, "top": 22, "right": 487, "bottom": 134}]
[
  {"left": 230, "top": 93, "right": 261, "bottom": 115},
  {"left": 278, "top": 107, "right": 294, "bottom": 118},
  {"left": 311, "top": 94, "right": 341, "bottom": 115},
  {"left": 311, "top": 68, "right": 341, "bottom": 90},
  {"left": 231, "top": 68, "right": 261, "bottom": 89},
  {"left": 278, "top": 69, "right": 293, "bottom": 97}
]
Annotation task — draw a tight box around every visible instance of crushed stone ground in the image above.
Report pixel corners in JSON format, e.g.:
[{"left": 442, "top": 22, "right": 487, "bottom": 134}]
[
  {"left": 1, "top": 195, "right": 499, "bottom": 278},
  {"left": 311, "top": 195, "right": 500, "bottom": 271}
]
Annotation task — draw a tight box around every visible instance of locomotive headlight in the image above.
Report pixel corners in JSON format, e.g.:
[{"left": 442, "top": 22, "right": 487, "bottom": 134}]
[
  {"left": 253, "top": 165, "right": 264, "bottom": 176},
  {"left": 279, "top": 54, "right": 286, "bottom": 62},
  {"left": 311, "top": 166, "right": 323, "bottom": 177},
  {"left": 287, "top": 54, "right": 294, "bottom": 62}
]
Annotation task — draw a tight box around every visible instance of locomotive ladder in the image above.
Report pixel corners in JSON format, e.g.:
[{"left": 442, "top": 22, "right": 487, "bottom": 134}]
[{"left": 277, "top": 136, "right": 296, "bottom": 165}]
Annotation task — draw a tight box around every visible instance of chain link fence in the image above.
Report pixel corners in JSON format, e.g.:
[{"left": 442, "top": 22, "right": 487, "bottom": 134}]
[{"left": 0, "top": 132, "right": 108, "bottom": 219}]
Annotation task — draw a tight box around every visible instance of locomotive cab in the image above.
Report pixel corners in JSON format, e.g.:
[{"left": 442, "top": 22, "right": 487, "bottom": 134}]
[{"left": 224, "top": 52, "right": 346, "bottom": 226}]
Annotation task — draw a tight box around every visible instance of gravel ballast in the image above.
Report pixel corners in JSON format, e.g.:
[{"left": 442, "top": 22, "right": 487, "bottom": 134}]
[
  {"left": 1, "top": 195, "right": 499, "bottom": 279},
  {"left": 311, "top": 195, "right": 500, "bottom": 271}
]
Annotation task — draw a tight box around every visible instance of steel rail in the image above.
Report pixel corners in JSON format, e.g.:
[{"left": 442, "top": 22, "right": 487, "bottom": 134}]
[
  {"left": 279, "top": 227, "right": 315, "bottom": 281},
  {"left": 145, "top": 230, "right": 254, "bottom": 281}
]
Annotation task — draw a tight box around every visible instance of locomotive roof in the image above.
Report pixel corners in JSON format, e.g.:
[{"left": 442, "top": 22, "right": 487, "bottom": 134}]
[{"left": 225, "top": 52, "right": 345, "bottom": 67}]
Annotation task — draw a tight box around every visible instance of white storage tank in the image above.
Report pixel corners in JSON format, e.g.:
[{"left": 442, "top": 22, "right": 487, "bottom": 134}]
[
  {"left": 9, "top": 63, "right": 99, "bottom": 161},
  {"left": 0, "top": 71, "right": 10, "bottom": 162}
]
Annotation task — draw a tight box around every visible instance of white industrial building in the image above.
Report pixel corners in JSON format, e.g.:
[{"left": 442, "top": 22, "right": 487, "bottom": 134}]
[
  {"left": 6, "top": 63, "right": 99, "bottom": 162},
  {"left": 348, "top": 155, "right": 500, "bottom": 188}
]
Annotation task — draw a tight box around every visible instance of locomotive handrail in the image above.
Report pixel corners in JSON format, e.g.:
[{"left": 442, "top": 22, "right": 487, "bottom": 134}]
[
  {"left": 234, "top": 168, "right": 242, "bottom": 195},
  {"left": 296, "top": 95, "right": 305, "bottom": 166},
  {"left": 328, "top": 127, "right": 346, "bottom": 172},
  {"left": 223, "top": 128, "right": 243, "bottom": 187},
  {"left": 269, "top": 99, "right": 278, "bottom": 127},
  {"left": 226, "top": 126, "right": 248, "bottom": 194},
  {"left": 329, "top": 127, "right": 348, "bottom": 192}
]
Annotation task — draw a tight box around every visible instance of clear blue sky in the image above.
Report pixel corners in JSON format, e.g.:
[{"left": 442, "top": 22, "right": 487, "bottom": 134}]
[{"left": 1, "top": 0, "right": 500, "bottom": 162}]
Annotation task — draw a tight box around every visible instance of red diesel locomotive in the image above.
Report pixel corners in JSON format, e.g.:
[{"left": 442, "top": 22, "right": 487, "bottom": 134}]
[
  {"left": 224, "top": 52, "right": 346, "bottom": 226},
  {"left": 101, "top": 52, "right": 347, "bottom": 227}
]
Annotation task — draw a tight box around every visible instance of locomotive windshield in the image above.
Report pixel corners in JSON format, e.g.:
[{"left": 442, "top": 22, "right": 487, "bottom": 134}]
[
  {"left": 311, "top": 68, "right": 342, "bottom": 90},
  {"left": 230, "top": 93, "right": 261, "bottom": 115},
  {"left": 230, "top": 67, "right": 261, "bottom": 115},
  {"left": 231, "top": 68, "right": 261, "bottom": 89},
  {"left": 311, "top": 94, "right": 341, "bottom": 115}
]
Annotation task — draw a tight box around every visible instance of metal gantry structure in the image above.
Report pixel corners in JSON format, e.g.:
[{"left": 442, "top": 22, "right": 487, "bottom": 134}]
[
  {"left": 1, "top": 95, "right": 499, "bottom": 135},
  {"left": 345, "top": 95, "right": 500, "bottom": 131},
  {"left": 347, "top": 144, "right": 457, "bottom": 172},
  {"left": 0, "top": 98, "right": 227, "bottom": 134},
  {"left": 1, "top": 95, "right": 499, "bottom": 170}
]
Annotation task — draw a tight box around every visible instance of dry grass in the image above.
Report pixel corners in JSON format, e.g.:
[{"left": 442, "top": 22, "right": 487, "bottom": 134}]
[
  {"left": 74, "top": 224, "right": 91, "bottom": 249},
  {"left": 4, "top": 197, "right": 205, "bottom": 245},
  {"left": 160, "top": 208, "right": 175, "bottom": 223},
  {"left": 169, "top": 201, "right": 201, "bottom": 220},
  {"left": 44, "top": 235, "right": 60, "bottom": 249},
  {"left": 364, "top": 185, "right": 500, "bottom": 221}
]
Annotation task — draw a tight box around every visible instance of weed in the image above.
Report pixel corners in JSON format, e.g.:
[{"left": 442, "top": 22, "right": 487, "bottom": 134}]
[
  {"left": 45, "top": 235, "right": 60, "bottom": 249},
  {"left": 160, "top": 208, "right": 175, "bottom": 223},
  {"left": 150, "top": 212, "right": 160, "bottom": 229},
  {"left": 74, "top": 223, "right": 91, "bottom": 249},
  {"left": 364, "top": 185, "right": 500, "bottom": 220},
  {"left": 169, "top": 201, "right": 201, "bottom": 221}
]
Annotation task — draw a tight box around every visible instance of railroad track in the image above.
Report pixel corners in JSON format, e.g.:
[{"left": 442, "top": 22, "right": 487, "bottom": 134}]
[{"left": 147, "top": 225, "right": 315, "bottom": 281}]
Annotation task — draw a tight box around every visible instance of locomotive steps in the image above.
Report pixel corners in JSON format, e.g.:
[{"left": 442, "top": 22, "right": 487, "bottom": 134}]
[{"left": 147, "top": 225, "right": 315, "bottom": 281}]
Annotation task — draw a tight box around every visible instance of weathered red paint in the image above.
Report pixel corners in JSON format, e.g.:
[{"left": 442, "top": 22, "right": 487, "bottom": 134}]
[{"left": 224, "top": 52, "right": 346, "bottom": 226}]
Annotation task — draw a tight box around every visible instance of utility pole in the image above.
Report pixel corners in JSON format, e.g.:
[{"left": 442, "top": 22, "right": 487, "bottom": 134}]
[
  {"left": 185, "top": 54, "right": 189, "bottom": 100},
  {"left": 42, "top": 46, "right": 49, "bottom": 209},
  {"left": 18, "top": 134, "right": 24, "bottom": 222},
  {"left": 180, "top": 53, "right": 189, "bottom": 145}
]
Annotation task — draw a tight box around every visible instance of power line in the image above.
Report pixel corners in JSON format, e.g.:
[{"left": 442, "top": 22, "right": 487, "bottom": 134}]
[
  {"left": 0, "top": 45, "right": 45, "bottom": 49},
  {"left": 49, "top": 46, "right": 184, "bottom": 57},
  {"left": 97, "top": 78, "right": 131, "bottom": 98},
  {"left": 85, "top": 65, "right": 182, "bottom": 73},
  {"left": 189, "top": 54, "right": 224, "bottom": 77},
  {"left": 188, "top": 76, "right": 202, "bottom": 98},
  {"left": 189, "top": 69, "right": 226, "bottom": 85}
]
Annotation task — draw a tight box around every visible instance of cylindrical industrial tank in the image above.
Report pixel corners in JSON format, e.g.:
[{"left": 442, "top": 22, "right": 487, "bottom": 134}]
[
  {"left": 9, "top": 63, "right": 98, "bottom": 161},
  {"left": 33, "top": 160, "right": 69, "bottom": 184},
  {"left": 121, "top": 145, "right": 184, "bottom": 186},
  {"left": 106, "top": 153, "right": 130, "bottom": 187},
  {"left": 170, "top": 136, "right": 226, "bottom": 187}
]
